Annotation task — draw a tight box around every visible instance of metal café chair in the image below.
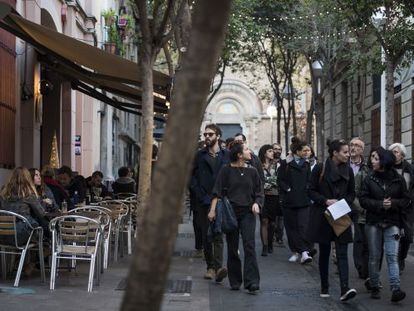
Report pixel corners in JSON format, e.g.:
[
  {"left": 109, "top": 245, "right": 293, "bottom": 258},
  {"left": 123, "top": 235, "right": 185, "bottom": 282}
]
[
  {"left": 96, "top": 200, "right": 129, "bottom": 262},
  {"left": 49, "top": 215, "right": 102, "bottom": 292},
  {"left": 68, "top": 206, "right": 112, "bottom": 269},
  {"left": 0, "top": 210, "right": 46, "bottom": 287}
]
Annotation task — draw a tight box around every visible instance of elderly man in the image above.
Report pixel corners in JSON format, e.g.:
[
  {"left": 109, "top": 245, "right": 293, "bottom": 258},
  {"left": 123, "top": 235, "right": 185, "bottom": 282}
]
[
  {"left": 388, "top": 143, "right": 414, "bottom": 273},
  {"left": 349, "top": 137, "right": 370, "bottom": 282}
]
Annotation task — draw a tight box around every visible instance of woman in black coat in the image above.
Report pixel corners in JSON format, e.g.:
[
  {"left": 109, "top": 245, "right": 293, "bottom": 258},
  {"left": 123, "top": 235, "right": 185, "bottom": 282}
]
[
  {"left": 359, "top": 147, "right": 409, "bottom": 302},
  {"left": 278, "top": 137, "right": 313, "bottom": 264},
  {"left": 308, "top": 139, "right": 356, "bottom": 302}
]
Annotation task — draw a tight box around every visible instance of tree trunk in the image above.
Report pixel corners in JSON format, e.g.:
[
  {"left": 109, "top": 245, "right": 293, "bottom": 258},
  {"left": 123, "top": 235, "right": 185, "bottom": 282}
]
[
  {"left": 385, "top": 59, "right": 396, "bottom": 146},
  {"left": 120, "top": 0, "right": 232, "bottom": 310},
  {"left": 137, "top": 42, "right": 155, "bottom": 214},
  {"left": 277, "top": 104, "right": 281, "bottom": 143}
]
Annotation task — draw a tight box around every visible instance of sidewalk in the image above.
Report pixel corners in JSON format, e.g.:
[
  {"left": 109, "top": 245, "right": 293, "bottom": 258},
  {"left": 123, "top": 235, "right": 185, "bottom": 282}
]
[{"left": 0, "top": 211, "right": 413, "bottom": 311}]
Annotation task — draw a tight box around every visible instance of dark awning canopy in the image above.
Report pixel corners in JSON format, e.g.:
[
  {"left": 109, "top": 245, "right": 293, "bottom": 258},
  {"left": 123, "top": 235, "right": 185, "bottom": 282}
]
[{"left": 0, "top": 2, "right": 171, "bottom": 118}]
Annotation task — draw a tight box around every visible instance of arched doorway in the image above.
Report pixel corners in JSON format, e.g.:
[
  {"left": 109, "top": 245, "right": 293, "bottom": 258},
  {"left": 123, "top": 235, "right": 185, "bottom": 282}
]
[{"left": 203, "top": 79, "right": 263, "bottom": 150}]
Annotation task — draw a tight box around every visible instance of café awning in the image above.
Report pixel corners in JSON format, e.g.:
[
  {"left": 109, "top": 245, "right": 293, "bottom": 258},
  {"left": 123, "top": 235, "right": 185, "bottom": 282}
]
[{"left": 0, "top": 3, "right": 171, "bottom": 117}]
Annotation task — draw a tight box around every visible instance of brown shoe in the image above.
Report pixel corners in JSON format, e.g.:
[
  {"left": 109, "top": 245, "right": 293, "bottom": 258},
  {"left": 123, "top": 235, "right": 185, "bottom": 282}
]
[
  {"left": 204, "top": 268, "right": 216, "bottom": 280},
  {"left": 215, "top": 267, "right": 228, "bottom": 283}
]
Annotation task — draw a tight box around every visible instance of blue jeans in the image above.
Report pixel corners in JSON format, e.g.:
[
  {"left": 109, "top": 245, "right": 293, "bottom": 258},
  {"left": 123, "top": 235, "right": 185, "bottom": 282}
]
[{"left": 366, "top": 225, "right": 400, "bottom": 290}]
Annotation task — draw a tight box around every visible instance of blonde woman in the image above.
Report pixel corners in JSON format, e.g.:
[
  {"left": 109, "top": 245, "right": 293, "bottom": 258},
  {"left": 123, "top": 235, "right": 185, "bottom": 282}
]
[{"left": 0, "top": 167, "right": 49, "bottom": 244}]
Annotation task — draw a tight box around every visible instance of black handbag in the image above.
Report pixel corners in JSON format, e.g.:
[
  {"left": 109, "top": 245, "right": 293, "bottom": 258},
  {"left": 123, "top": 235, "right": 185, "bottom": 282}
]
[{"left": 217, "top": 194, "right": 238, "bottom": 233}]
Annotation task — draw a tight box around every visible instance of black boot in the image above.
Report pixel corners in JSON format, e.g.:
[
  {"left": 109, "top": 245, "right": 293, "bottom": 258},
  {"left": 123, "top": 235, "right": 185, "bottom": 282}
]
[{"left": 261, "top": 245, "right": 268, "bottom": 257}]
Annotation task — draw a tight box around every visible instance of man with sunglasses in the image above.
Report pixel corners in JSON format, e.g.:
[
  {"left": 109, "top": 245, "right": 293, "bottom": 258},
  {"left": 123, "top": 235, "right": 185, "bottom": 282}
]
[{"left": 191, "top": 124, "right": 230, "bottom": 282}]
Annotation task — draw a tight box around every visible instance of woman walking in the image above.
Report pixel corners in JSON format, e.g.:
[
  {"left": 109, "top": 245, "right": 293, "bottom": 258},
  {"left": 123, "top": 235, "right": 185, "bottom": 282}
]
[
  {"left": 258, "top": 144, "right": 278, "bottom": 256},
  {"left": 278, "top": 137, "right": 313, "bottom": 264},
  {"left": 208, "top": 141, "right": 263, "bottom": 293},
  {"left": 359, "top": 147, "right": 409, "bottom": 302},
  {"left": 308, "top": 139, "right": 357, "bottom": 301}
]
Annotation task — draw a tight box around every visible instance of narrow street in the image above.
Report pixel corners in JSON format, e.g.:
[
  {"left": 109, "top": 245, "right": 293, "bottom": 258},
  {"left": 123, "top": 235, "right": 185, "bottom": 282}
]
[{"left": 163, "top": 212, "right": 414, "bottom": 311}]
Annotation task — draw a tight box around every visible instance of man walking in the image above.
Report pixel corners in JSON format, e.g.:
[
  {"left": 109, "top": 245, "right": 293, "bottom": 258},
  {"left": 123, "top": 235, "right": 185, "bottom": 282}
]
[
  {"left": 191, "top": 124, "right": 230, "bottom": 281},
  {"left": 350, "top": 137, "right": 370, "bottom": 281}
]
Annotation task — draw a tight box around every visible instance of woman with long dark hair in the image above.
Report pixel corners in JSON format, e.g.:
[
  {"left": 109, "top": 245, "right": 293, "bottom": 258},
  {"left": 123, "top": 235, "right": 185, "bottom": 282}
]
[
  {"left": 258, "top": 144, "right": 278, "bottom": 256},
  {"left": 278, "top": 137, "right": 313, "bottom": 264},
  {"left": 0, "top": 167, "right": 50, "bottom": 244},
  {"left": 308, "top": 139, "right": 357, "bottom": 301},
  {"left": 208, "top": 141, "right": 264, "bottom": 293},
  {"left": 359, "top": 147, "right": 409, "bottom": 302},
  {"left": 29, "top": 168, "right": 58, "bottom": 212}
]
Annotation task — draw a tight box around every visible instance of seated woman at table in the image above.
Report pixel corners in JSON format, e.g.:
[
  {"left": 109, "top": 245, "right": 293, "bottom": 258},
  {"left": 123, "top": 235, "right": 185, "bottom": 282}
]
[
  {"left": 0, "top": 167, "right": 50, "bottom": 244},
  {"left": 29, "top": 168, "right": 59, "bottom": 212}
]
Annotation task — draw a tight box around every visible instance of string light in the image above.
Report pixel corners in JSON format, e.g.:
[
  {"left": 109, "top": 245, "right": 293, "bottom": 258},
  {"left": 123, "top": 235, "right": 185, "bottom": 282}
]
[{"left": 230, "top": 7, "right": 343, "bottom": 23}]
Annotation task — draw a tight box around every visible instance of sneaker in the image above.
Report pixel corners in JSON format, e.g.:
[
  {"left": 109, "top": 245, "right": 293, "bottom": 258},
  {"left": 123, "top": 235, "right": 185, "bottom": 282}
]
[
  {"left": 288, "top": 253, "right": 299, "bottom": 262},
  {"left": 261, "top": 246, "right": 268, "bottom": 257},
  {"left": 309, "top": 248, "right": 318, "bottom": 258},
  {"left": 370, "top": 287, "right": 380, "bottom": 299},
  {"left": 204, "top": 268, "right": 215, "bottom": 280},
  {"left": 340, "top": 288, "right": 357, "bottom": 302},
  {"left": 320, "top": 287, "right": 330, "bottom": 298},
  {"left": 247, "top": 284, "right": 260, "bottom": 294},
  {"left": 300, "top": 251, "right": 313, "bottom": 264},
  {"left": 391, "top": 289, "right": 406, "bottom": 302},
  {"left": 215, "top": 267, "right": 228, "bottom": 283}
]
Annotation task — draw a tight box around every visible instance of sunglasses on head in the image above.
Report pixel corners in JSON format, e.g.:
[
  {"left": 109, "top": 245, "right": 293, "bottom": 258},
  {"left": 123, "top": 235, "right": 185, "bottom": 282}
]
[{"left": 203, "top": 132, "right": 215, "bottom": 137}]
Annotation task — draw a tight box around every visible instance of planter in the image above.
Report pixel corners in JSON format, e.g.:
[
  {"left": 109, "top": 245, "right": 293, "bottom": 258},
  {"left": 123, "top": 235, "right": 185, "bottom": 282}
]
[{"left": 104, "top": 43, "right": 116, "bottom": 54}]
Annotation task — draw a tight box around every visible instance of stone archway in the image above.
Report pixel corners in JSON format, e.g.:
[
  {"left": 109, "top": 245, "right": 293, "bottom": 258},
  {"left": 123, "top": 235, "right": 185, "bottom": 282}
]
[{"left": 203, "top": 79, "right": 264, "bottom": 150}]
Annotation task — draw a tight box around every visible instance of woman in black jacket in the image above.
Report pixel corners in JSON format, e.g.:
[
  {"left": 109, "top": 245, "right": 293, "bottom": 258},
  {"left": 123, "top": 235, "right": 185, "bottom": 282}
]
[
  {"left": 308, "top": 139, "right": 357, "bottom": 301},
  {"left": 208, "top": 141, "right": 264, "bottom": 293},
  {"left": 278, "top": 137, "right": 313, "bottom": 264},
  {"left": 0, "top": 167, "right": 50, "bottom": 244},
  {"left": 359, "top": 147, "right": 409, "bottom": 302}
]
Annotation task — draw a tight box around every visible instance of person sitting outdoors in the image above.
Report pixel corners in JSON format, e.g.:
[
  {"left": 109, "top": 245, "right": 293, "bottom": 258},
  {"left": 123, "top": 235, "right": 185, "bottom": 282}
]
[
  {"left": 112, "top": 167, "right": 136, "bottom": 194},
  {"left": 29, "top": 168, "right": 58, "bottom": 212},
  {"left": 41, "top": 165, "right": 69, "bottom": 208},
  {"left": 56, "top": 166, "right": 86, "bottom": 206},
  {"left": 86, "top": 171, "right": 111, "bottom": 202},
  {"left": 0, "top": 167, "right": 50, "bottom": 245}
]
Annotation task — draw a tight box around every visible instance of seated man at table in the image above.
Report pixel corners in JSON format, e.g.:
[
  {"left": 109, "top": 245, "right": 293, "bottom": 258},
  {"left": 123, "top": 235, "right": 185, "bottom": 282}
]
[
  {"left": 86, "top": 171, "right": 111, "bottom": 202},
  {"left": 112, "top": 166, "right": 136, "bottom": 195},
  {"left": 57, "top": 166, "right": 86, "bottom": 206}
]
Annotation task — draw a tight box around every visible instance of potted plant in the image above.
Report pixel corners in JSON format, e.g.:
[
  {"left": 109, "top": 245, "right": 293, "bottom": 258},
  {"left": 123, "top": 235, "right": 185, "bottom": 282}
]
[{"left": 102, "top": 9, "right": 116, "bottom": 27}]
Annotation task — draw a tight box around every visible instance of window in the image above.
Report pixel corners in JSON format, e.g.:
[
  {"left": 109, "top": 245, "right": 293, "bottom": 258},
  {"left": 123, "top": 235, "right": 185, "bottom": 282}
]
[
  {"left": 217, "top": 102, "right": 239, "bottom": 114},
  {"left": 394, "top": 97, "right": 401, "bottom": 142},
  {"left": 372, "top": 74, "right": 381, "bottom": 105},
  {"left": 371, "top": 107, "right": 380, "bottom": 148}
]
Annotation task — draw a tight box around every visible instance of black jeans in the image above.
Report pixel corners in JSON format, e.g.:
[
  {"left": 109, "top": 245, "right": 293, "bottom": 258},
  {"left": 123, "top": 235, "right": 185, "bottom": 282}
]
[
  {"left": 196, "top": 204, "right": 223, "bottom": 270},
  {"left": 192, "top": 208, "right": 203, "bottom": 250},
  {"left": 399, "top": 236, "right": 411, "bottom": 262},
  {"left": 283, "top": 207, "right": 311, "bottom": 253},
  {"left": 226, "top": 212, "right": 260, "bottom": 289},
  {"left": 319, "top": 242, "right": 349, "bottom": 292},
  {"left": 353, "top": 223, "right": 369, "bottom": 279}
]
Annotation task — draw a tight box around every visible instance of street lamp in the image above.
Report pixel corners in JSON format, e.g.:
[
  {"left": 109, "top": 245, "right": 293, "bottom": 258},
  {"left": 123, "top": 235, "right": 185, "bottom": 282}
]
[
  {"left": 266, "top": 102, "right": 277, "bottom": 143},
  {"left": 311, "top": 60, "right": 323, "bottom": 94}
]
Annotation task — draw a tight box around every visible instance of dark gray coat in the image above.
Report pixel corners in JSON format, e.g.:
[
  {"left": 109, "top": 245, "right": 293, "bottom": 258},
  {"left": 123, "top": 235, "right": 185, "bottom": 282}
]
[{"left": 308, "top": 159, "right": 355, "bottom": 244}]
